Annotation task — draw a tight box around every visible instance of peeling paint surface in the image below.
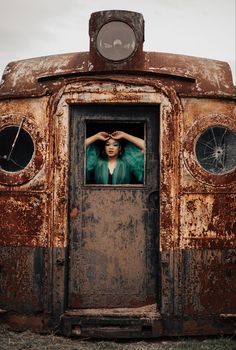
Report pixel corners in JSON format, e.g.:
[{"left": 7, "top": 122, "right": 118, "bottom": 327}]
[
  {"left": 69, "top": 190, "right": 149, "bottom": 308},
  {"left": 180, "top": 194, "right": 236, "bottom": 249},
  {"left": 0, "top": 51, "right": 235, "bottom": 99},
  {"left": 182, "top": 249, "right": 236, "bottom": 315},
  {"left": 0, "top": 193, "right": 50, "bottom": 247},
  {"left": 0, "top": 56, "right": 235, "bottom": 337}
]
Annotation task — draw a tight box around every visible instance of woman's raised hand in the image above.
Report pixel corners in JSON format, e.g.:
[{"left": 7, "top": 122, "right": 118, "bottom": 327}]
[
  {"left": 86, "top": 130, "right": 144, "bottom": 152},
  {"left": 111, "top": 131, "right": 126, "bottom": 140},
  {"left": 85, "top": 131, "right": 109, "bottom": 146},
  {"left": 96, "top": 131, "right": 110, "bottom": 141},
  {"left": 112, "top": 131, "right": 145, "bottom": 151}
]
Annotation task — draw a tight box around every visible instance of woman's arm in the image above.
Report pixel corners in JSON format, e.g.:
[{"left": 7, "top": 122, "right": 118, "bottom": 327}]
[
  {"left": 85, "top": 132, "right": 110, "bottom": 147},
  {"left": 111, "top": 131, "right": 145, "bottom": 151}
]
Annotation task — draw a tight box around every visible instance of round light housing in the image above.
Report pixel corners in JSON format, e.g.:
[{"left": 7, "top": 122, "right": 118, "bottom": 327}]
[{"left": 96, "top": 21, "right": 137, "bottom": 61}]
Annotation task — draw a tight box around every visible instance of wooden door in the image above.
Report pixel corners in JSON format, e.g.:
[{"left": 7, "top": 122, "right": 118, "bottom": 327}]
[{"left": 68, "top": 105, "right": 159, "bottom": 309}]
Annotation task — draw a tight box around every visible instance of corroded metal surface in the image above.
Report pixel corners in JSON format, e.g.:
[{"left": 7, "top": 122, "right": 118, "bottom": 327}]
[
  {"left": 0, "top": 8, "right": 235, "bottom": 336},
  {"left": 0, "top": 193, "right": 50, "bottom": 247},
  {"left": 0, "top": 75, "right": 235, "bottom": 337},
  {"left": 0, "top": 51, "right": 235, "bottom": 99},
  {"left": 69, "top": 190, "right": 149, "bottom": 308},
  {"left": 182, "top": 249, "right": 236, "bottom": 315},
  {"left": 0, "top": 247, "right": 45, "bottom": 313},
  {"left": 88, "top": 10, "right": 144, "bottom": 72},
  {"left": 180, "top": 194, "right": 236, "bottom": 249}
]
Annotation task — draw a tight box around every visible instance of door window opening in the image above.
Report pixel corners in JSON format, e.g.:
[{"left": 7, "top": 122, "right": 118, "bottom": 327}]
[{"left": 85, "top": 121, "right": 145, "bottom": 185}]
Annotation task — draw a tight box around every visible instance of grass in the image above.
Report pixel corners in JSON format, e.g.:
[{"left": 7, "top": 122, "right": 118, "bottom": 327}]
[{"left": 0, "top": 325, "right": 235, "bottom": 350}]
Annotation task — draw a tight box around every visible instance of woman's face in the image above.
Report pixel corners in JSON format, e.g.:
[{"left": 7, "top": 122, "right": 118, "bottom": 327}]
[{"left": 104, "top": 138, "right": 121, "bottom": 157}]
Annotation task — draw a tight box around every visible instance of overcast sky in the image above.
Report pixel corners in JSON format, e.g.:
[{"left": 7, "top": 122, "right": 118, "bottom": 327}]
[{"left": 0, "top": 0, "right": 235, "bottom": 83}]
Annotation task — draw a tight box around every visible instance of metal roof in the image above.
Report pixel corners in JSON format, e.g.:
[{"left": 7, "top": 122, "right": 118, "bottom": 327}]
[{"left": 0, "top": 51, "right": 235, "bottom": 99}]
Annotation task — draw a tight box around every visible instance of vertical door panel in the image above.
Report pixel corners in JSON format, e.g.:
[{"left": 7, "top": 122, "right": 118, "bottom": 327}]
[{"left": 68, "top": 105, "right": 159, "bottom": 309}]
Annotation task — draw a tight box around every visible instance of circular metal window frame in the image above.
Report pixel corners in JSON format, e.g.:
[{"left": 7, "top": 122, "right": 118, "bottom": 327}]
[
  {"left": 0, "top": 114, "right": 44, "bottom": 186},
  {"left": 195, "top": 125, "right": 236, "bottom": 175},
  {"left": 0, "top": 125, "right": 35, "bottom": 173},
  {"left": 96, "top": 20, "right": 138, "bottom": 62},
  {"left": 183, "top": 113, "right": 236, "bottom": 187}
]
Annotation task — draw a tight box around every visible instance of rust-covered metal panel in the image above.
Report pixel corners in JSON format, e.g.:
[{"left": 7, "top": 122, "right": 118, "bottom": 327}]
[
  {"left": 180, "top": 194, "right": 236, "bottom": 249},
  {"left": 69, "top": 190, "right": 152, "bottom": 308},
  {"left": 0, "top": 51, "right": 235, "bottom": 99},
  {"left": 0, "top": 59, "right": 235, "bottom": 337},
  {"left": 0, "top": 247, "right": 45, "bottom": 313},
  {"left": 0, "top": 94, "right": 53, "bottom": 324},
  {"left": 0, "top": 193, "right": 50, "bottom": 247},
  {"left": 49, "top": 82, "right": 180, "bottom": 335},
  {"left": 177, "top": 95, "right": 236, "bottom": 328},
  {"left": 182, "top": 249, "right": 236, "bottom": 315}
]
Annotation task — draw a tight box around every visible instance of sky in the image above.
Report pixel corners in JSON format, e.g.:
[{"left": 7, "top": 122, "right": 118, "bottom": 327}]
[{"left": 0, "top": 0, "right": 235, "bottom": 84}]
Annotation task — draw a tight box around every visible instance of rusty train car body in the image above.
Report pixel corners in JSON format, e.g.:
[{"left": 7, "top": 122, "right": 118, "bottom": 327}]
[{"left": 0, "top": 10, "right": 235, "bottom": 338}]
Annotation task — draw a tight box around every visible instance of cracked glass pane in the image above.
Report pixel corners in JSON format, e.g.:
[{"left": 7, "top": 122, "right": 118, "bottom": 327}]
[{"left": 195, "top": 126, "right": 236, "bottom": 174}]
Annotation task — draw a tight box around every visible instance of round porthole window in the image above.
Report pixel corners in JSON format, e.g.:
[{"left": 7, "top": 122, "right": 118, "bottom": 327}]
[
  {"left": 0, "top": 114, "right": 44, "bottom": 186},
  {"left": 195, "top": 126, "right": 236, "bottom": 174},
  {"left": 183, "top": 114, "right": 236, "bottom": 187},
  {"left": 0, "top": 125, "right": 34, "bottom": 172}
]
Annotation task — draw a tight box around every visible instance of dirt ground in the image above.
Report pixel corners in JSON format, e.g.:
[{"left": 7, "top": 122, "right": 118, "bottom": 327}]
[{"left": 0, "top": 325, "right": 235, "bottom": 350}]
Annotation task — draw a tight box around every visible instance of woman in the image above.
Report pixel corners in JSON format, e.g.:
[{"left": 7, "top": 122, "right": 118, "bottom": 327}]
[{"left": 85, "top": 131, "right": 145, "bottom": 184}]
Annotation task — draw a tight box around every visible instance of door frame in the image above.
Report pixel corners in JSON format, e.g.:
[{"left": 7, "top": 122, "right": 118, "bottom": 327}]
[{"left": 51, "top": 79, "right": 180, "bottom": 320}]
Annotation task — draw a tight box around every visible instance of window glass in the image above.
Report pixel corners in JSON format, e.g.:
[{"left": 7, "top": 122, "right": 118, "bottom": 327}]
[
  {"left": 195, "top": 126, "right": 236, "bottom": 174},
  {"left": 96, "top": 21, "right": 136, "bottom": 61},
  {"left": 0, "top": 126, "right": 34, "bottom": 172}
]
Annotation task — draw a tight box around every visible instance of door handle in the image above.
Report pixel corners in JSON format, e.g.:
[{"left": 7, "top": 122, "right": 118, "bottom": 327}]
[{"left": 148, "top": 190, "right": 159, "bottom": 209}]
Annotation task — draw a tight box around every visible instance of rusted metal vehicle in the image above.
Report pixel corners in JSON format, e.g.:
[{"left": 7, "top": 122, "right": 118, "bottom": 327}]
[{"left": 0, "top": 10, "right": 235, "bottom": 338}]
